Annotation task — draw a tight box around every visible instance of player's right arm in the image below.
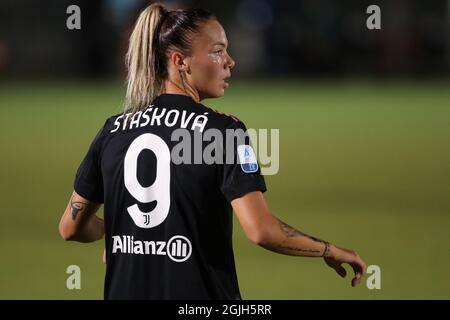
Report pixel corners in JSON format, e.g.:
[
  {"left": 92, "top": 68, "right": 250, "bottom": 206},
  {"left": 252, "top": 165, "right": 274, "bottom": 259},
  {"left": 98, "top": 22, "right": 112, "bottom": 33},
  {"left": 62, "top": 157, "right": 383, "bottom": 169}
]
[
  {"left": 58, "top": 191, "right": 104, "bottom": 243},
  {"left": 231, "top": 191, "right": 367, "bottom": 287}
]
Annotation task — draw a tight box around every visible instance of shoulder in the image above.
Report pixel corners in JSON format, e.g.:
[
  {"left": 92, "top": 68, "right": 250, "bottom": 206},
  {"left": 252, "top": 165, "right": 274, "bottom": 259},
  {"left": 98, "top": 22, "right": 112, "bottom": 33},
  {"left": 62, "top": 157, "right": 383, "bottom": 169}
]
[
  {"left": 100, "top": 112, "right": 127, "bottom": 135},
  {"left": 99, "top": 114, "right": 117, "bottom": 135},
  {"left": 89, "top": 114, "right": 119, "bottom": 148},
  {"left": 197, "top": 102, "right": 247, "bottom": 132}
]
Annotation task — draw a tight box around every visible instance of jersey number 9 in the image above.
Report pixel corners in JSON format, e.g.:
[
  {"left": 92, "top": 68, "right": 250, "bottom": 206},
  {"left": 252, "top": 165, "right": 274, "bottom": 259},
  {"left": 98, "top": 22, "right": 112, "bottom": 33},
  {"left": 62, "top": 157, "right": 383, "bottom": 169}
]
[{"left": 124, "top": 133, "right": 171, "bottom": 228}]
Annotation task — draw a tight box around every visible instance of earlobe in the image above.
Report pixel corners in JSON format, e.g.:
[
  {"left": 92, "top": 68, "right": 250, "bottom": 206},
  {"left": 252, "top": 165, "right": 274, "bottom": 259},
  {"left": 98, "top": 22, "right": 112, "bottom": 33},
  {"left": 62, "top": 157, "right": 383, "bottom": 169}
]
[
  {"left": 178, "top": 65, "right": 190, "bottom": 75},
  {"left": 183, "top": 57, "right": 191, "bottom": 74},
  {"left": 173, "top": 54, "right": 191, "bottom": 74}
]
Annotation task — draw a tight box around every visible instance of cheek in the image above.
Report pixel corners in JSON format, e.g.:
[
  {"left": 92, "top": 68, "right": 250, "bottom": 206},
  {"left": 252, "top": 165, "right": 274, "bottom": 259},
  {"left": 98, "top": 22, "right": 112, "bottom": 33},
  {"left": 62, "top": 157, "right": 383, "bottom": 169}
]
[
  {"left": 194, "top": 54, "right": 223, "bottom": 81},
  {"left": 207, "top": 53, "right": 224, "bottom": 65},
  {"left": 190, "top": 54, "right": 226, "bottom": 96}
]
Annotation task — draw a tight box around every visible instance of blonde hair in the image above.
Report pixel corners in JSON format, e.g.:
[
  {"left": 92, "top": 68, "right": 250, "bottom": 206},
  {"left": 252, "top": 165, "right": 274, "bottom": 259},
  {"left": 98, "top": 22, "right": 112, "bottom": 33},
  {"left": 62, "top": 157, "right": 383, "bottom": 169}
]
[
  {"left": 125, "top": 3, "right": 167, "bottom": 114},
  {"left": 124, "top": 4, "right": 215, "bottom": 114}
]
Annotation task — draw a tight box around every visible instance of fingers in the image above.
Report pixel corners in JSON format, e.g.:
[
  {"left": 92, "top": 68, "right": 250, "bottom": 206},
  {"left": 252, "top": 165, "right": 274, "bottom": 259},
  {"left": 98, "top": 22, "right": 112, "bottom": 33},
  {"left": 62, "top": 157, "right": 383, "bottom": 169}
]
[
  {"left": 334, "top": 264, "right": 347, "bottom": 278},
  {"left": 351, "top": 268, "right": 362, "bottom": 287},
  {"left": 351, "top": 276, "right": 360, "bottom": 287},
  {"left": 350, "top": 256, "right": 366, "bottom": 287},
  {"left": 326, "top": 246, "right": 367, "bottom": 287}
]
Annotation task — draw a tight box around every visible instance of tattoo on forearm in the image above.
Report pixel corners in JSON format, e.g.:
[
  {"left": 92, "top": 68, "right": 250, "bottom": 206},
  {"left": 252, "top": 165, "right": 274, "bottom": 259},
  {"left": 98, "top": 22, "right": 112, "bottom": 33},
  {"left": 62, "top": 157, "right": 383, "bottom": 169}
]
[
  {"left": 278, "top": 219, "right": 325, "bottom": 243},
  {"left": 277, "top": 218, "right": 329, "bottom": 256},
  {"left": 279, "top": 244, "right": 321, "bottom": 254},
  {"left": 70, "top": 200, "right": 86, "bottom": 220},
  {"left": 278, "top": 219, "right": 308, "bottom": 238}
]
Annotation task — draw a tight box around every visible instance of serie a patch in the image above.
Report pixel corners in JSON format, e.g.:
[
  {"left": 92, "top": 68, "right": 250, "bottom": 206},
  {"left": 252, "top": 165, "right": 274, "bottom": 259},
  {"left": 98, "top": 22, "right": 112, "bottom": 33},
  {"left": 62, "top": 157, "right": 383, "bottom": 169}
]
[{"left": 237, "top": 145, "right": 258, "bottom": 173}]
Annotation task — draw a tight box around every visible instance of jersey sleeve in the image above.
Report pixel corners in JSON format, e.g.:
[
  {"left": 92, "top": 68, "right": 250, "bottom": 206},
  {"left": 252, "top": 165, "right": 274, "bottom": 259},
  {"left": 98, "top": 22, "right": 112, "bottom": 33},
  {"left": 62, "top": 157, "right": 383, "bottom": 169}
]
[
  {"left": 73, "top": 119, "right": 108, "bottom": 203},
  {"left": 220, "top": 119, "right": 267, "bottom": 202}
]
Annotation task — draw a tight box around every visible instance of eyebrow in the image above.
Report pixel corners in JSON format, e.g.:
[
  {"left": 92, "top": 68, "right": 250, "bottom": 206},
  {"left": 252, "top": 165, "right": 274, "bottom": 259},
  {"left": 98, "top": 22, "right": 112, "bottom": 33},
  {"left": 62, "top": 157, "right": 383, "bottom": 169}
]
[{"left": 212, "top": 41, "right": 227, "bottom": 47}]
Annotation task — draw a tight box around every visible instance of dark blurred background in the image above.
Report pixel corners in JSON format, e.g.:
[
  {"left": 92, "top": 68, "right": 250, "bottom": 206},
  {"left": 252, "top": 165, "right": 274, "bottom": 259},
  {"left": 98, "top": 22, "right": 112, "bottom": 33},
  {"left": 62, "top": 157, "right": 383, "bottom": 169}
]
[{"left": 0, "top": 0, "right": 449, "bottom": 78}]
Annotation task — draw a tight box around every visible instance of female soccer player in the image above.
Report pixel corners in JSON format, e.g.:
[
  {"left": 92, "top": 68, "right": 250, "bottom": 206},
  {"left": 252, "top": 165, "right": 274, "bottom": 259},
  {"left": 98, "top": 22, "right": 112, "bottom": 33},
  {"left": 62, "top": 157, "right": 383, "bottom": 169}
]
[{"left": 59, "top": 3, "right": 366, "bottom": 299}]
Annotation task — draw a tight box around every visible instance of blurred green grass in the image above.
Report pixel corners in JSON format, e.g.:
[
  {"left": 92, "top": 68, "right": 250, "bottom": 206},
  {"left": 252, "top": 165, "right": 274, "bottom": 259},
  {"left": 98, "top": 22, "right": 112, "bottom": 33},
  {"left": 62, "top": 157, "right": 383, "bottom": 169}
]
[{"left": 0, "top": 79, "right": 449, "bottom": 299}]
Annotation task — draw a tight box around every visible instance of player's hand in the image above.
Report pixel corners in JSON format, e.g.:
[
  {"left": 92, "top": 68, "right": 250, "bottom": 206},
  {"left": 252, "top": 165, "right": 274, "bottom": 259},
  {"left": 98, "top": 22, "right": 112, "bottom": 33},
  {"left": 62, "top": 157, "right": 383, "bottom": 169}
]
[
  {"left": 324, "top": 245, "right": 366, "bottom": 287},
  {"left": 102, "top": 249, "right": 107, "bottom": 265}
]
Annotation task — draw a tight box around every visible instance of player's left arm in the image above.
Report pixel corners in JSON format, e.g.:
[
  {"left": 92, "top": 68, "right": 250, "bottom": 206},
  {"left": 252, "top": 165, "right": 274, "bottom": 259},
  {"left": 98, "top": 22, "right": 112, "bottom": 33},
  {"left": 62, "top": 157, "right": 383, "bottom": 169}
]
[
  {"left": 232, "top": 191, "right": 367, "bottom": 287},
  {"left": 58, "top": 191, "right": 104, "bottom": 243}
]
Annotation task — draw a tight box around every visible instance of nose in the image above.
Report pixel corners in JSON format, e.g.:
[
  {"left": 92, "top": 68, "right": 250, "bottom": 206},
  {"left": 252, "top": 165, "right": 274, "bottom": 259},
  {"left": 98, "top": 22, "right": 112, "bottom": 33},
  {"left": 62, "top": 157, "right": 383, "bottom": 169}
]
[{"left": 226, "top": 53, "right": 235, "bottom": 70}]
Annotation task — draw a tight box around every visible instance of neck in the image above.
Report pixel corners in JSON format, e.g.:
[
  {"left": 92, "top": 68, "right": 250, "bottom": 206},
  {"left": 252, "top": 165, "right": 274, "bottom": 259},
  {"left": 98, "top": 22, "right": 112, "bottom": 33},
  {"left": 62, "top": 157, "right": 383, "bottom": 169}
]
[{"left": 162, "top": 77, "right": 200, "bottom": 103}]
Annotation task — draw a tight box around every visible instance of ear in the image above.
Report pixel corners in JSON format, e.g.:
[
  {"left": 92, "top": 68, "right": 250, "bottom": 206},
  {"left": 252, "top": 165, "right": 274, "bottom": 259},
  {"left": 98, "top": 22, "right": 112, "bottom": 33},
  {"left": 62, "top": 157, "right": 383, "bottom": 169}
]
[{"left": 170, "top": 51, "right": 191, "bottom": 74}]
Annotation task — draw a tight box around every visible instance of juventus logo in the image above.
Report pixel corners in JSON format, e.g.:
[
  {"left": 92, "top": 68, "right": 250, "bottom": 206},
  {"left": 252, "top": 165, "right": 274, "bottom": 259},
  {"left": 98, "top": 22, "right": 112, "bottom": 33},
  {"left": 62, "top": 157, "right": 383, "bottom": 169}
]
[{"left": 144, "top": 214, "right": 150, "bottom": 226}]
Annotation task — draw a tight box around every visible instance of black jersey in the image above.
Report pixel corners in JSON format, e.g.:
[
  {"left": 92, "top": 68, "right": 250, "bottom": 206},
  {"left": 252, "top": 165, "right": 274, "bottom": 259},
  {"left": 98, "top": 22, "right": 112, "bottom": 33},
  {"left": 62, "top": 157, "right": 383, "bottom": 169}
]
[{"left": 73, "top": 93, "right": 267, "bottom": 300}]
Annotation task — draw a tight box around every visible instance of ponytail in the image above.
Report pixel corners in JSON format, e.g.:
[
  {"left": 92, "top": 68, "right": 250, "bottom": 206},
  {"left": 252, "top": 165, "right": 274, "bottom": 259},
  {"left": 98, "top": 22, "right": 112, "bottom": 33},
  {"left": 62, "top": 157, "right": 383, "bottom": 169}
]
[
  {"left": 124, "top": 4, "right": 215, "bottom": 113},
  {"left": 125, "top": 3, "right": 167, "bottom": 114}
]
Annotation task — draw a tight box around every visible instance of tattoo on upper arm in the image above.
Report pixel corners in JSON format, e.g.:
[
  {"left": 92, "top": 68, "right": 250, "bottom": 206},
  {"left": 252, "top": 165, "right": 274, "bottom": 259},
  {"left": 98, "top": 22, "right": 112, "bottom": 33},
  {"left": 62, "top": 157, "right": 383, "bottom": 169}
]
[{"left": 70, "top": 199, "right": 87, "bottom": 220}]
